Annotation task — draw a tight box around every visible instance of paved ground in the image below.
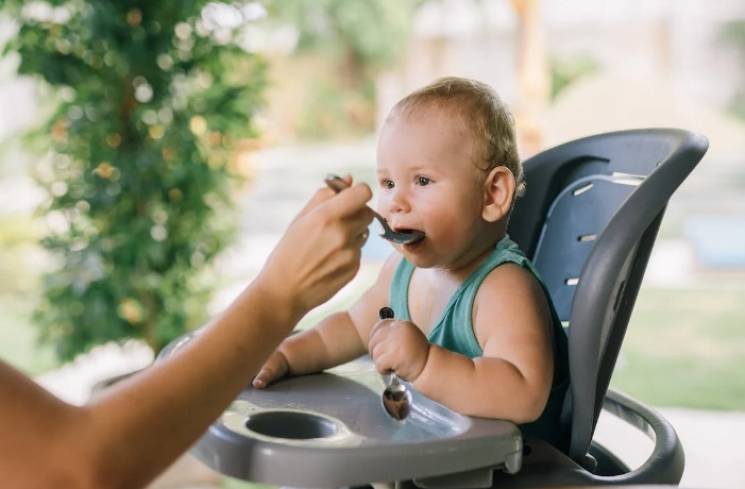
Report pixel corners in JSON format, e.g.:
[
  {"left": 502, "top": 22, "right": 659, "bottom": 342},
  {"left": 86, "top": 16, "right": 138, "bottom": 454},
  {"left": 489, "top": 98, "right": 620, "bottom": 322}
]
[{"left": 595, "top": 405, "right": 745, "bottom": 489}]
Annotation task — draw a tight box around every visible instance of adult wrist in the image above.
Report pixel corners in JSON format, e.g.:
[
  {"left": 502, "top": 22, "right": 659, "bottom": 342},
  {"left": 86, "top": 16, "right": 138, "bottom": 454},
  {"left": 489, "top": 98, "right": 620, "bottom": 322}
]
[{"left": 246, "top": 273, "right": 306, "bottom": 333}]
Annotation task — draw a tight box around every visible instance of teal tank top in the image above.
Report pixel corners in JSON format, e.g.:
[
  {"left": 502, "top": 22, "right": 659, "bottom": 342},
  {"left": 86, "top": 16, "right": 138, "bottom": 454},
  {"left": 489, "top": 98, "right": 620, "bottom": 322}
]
[{"left": 389, "top": 235, "right": 570, "bottom": 452}]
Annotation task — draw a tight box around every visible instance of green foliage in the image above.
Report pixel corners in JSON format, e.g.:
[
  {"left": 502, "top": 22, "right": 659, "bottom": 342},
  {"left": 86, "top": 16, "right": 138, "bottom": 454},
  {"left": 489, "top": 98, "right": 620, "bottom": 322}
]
[
  {"left": 0, "top": 1, "right": 267, "bottom": 359},
  {"left": 265, "top": 0, "right": 416, "bottom": 70},
  {"left": 293, "top": 77, "right": 376, "bottom": 139},
  {"left": 549, "top": 54, "right": 600, "bottom": 100},
  {"left": 263, "top": 0, "right": 421, "bottom": 138}
]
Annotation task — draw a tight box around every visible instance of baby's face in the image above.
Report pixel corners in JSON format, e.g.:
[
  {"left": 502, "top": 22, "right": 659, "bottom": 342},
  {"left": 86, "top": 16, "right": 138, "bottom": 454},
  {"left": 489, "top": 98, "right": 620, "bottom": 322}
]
[{"left": 376, "top": 106, "right": 488, "bottom": 269}]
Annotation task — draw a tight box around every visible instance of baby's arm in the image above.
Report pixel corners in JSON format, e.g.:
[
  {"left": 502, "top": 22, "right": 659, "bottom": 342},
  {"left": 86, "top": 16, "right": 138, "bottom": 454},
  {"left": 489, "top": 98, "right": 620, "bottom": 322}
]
[
  {"left": 253, "top": 253, "right": 402, "bottom": 388},
  {"left": 412, "top": 264, "right": 555, "bottom": 422}
]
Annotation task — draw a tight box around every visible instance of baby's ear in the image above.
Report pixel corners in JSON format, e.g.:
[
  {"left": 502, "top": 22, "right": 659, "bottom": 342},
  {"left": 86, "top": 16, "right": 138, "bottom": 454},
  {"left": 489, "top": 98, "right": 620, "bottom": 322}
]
[{"left": 482, "top": 166, "right": 516, "bottom": 222}]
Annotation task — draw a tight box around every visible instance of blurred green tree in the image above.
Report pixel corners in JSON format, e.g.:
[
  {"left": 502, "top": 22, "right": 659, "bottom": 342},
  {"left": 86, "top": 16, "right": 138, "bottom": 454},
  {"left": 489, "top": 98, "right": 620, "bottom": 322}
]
[
  {"left": 549, "top": 54, "right": 600, "bottom": 101},
  {"left": 0, "top": 1, "right": 266, "bottom": 359},
  {"left": 263, "top": 0, "right": 422, "bottom": 138}
]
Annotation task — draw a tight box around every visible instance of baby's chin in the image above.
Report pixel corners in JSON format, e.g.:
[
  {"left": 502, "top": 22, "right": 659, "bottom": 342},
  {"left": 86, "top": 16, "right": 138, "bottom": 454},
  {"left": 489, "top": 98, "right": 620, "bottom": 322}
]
[
  {"left": 397, "top": 239, "right": 473, "bottom": 270},
  {"left": 398, "top": 245, "right": 442, "bottom": 269},
  {"left": 404, "top": 255, "right": 437, "bottom": 269}
]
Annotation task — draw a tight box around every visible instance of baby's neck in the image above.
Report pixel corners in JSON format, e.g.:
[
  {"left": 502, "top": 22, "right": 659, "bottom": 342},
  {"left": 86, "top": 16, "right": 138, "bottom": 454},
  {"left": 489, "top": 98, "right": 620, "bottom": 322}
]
[{"left": 434, "top": 231, "right": 505, "bottom": 282}]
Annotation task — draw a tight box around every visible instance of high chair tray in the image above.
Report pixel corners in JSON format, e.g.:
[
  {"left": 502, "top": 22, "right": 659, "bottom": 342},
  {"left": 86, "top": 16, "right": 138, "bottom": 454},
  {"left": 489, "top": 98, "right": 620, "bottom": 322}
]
[{"left": 161, "top": 335, "right": 522, "bottom": 488}]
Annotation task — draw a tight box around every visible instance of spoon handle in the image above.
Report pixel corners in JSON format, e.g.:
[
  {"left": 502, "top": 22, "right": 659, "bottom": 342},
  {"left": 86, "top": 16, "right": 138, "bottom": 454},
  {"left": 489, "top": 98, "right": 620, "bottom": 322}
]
[
  {"left": 379, "top": 306, "right": 395, "bottom": 320},
  {"left": 378, "top": 307, "right": 399, "bottom": 382},
  {"left": 323, "top": 175, "right": 389, "bottom": 227}
]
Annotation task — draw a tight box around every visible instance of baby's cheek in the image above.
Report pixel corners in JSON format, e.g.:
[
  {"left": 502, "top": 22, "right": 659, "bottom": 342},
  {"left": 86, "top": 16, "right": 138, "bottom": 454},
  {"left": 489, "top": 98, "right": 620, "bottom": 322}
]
[{"left": 424, "top": 197, "right": 459, "bottom": 224}]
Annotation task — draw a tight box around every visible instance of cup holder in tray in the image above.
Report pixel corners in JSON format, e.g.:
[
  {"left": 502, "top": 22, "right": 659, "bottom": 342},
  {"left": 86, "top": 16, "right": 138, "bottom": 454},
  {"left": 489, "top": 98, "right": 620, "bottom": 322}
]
[{"left": 246, "top": 410, "right": 339, "bottom": 440}]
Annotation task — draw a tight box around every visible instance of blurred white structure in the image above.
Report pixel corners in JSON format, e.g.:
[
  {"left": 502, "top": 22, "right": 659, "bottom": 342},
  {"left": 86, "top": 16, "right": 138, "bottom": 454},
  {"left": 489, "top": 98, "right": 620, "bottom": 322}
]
[{"left": 377, "top": 0, "right": 745, "bottom": 120}]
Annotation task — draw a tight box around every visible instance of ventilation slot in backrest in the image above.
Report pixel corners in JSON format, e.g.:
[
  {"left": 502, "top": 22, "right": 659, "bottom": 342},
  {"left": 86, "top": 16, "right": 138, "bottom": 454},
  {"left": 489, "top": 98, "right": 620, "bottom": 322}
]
[{"left": 532, "top": 174, "right": 643, "bottom": 323}]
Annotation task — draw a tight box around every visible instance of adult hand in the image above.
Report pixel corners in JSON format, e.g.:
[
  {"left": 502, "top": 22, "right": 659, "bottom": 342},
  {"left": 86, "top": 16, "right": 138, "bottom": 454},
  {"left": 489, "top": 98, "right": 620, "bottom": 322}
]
[
  {"left": 368, "top": 319, "right": 431, "bottom": 382},
  {"left": 255, "top": 179, "right": 373, "bottom": 320}
]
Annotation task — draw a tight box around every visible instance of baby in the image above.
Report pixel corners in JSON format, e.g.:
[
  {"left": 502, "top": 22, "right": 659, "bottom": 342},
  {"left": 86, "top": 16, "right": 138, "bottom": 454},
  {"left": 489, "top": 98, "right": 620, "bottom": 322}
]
[{"left": 253, "top": 77, "right": 570, "bottom": 450}]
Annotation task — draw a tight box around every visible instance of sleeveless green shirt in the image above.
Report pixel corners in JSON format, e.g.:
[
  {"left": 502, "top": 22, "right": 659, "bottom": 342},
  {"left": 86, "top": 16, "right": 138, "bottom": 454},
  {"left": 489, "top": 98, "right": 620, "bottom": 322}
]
[{"left": 389, "top": 235, "right": 570, "bottom": 452}]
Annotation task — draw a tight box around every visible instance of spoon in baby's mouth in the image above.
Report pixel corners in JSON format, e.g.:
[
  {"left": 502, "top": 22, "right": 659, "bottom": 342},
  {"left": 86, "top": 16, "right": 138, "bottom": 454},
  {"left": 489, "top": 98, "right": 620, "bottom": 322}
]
[
  {"left": 378, "top": 306, "right": 412, "bottom": 421},
  {"left": 324, "top": 174, "right": 425, "bottom": 245}
]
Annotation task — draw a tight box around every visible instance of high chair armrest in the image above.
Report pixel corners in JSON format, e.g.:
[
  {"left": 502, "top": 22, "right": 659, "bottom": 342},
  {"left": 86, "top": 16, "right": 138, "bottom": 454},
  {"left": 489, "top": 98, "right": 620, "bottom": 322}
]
[
  {"left": 590, "top": 388, "right": 685, "bottom": 485},
  {"left": 486, "top": 388, "right": 684, "bottom": 488}
]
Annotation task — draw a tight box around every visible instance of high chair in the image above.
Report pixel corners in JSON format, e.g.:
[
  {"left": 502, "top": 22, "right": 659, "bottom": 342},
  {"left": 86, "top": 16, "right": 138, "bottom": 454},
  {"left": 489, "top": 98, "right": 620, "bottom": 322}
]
[
  {"left": 158, "top": 128, "right": 708, "bottom": 488},
  {"left": 493, "top": 127, "right": 708, "bottom": 487}
]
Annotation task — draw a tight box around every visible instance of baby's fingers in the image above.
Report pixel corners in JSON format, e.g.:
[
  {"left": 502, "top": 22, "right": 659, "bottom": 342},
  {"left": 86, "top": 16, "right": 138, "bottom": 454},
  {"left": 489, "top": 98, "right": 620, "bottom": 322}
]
[
  {"left": 252, "top": 366, "right": 274, "bottom": 389},
  {"left": 367, "top": 318, "right": 393, "bottom": 348},
  {"left": 252, "top": 352, "right": 288, "bottom": 389},
  {"left": 372, "top": 350, "right": 398, "bottom": 375}
]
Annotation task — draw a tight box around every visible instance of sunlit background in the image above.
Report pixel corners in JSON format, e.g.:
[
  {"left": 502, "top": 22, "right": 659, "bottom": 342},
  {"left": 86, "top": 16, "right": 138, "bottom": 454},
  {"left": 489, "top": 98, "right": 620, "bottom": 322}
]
[{"left": 1, "top": 1, "right": 744, "bottom": 488}]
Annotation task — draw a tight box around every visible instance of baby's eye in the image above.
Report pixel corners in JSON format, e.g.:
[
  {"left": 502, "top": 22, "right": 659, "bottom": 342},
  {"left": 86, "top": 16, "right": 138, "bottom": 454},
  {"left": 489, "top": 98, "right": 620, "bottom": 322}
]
[
  {"left": 380, "top": 178, "right": 394, "bottom": 189},
  {"left": 416, "top": 176, "right": 432, "bottom": 186}
]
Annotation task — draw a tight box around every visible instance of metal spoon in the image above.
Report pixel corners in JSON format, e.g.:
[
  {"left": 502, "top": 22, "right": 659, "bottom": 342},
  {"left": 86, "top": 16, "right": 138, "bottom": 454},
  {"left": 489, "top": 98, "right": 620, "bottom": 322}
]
[
  {"left": 324, "top": 174, "right": 425, "bottom": 245},
  {"left": 378, "top": 307, "right": 412, "bottom": 421}
]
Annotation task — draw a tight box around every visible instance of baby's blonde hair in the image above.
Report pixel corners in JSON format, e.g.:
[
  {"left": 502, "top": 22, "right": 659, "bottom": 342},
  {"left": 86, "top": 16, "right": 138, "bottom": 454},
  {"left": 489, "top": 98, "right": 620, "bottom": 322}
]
[{"left": 390, "top": 77, "right": 525, "bottom": 197}]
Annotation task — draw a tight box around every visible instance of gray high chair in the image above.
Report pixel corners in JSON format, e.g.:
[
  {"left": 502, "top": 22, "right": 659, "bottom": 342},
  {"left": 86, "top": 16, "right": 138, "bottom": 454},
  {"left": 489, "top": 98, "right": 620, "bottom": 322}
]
[
  {"left": 158, "top": 128, "right": 708, "bottom": 489},
  {"left": 491, "top": 127, "right": 708, "bottom": 487}
]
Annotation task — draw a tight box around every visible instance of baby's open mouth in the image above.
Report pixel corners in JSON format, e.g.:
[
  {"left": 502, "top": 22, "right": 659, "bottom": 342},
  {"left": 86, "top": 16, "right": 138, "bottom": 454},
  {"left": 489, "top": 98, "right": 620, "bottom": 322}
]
[
  {"left": 391, "top": 226, "right": 425, "bottom": 245},
  {"left": 377, "top": 217, "right": 424, "bottom": 244},
  {"left": 393, "top": 227, "right": 419, "bottom": 235}
]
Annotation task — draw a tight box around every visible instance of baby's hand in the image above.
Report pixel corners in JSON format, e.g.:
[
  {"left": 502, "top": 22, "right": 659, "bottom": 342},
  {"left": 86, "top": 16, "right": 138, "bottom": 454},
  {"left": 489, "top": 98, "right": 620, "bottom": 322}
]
[
  {"left": 368, "top": 319, "right": 430, "bottom": 382},
  {"left": 252, "top": 350, "right": 289, "bottom": 389}
]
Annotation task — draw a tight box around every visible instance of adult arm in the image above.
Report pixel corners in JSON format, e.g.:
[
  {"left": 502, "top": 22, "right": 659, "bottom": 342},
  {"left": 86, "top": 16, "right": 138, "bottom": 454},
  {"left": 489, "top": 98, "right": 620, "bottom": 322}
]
[{"left": 0, "top": 183, "right": 373, "bottom": 489}]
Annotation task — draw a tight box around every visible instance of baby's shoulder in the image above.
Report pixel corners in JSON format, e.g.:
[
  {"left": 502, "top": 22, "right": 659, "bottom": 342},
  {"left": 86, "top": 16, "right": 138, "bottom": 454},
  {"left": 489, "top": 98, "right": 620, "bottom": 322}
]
[
  {"left": 381, "top": 251, "right": 405, "bottom": 278},
  {"left": 480, "top": 261, "right": 536, "bottom": 291},
  {"left": 471, "top": 263, "right": 552, "bottom": 344},
  {"left": 369, "top": 251, "right": 405, "bottom": 292},
  {"left": 473, "top": 262, "right": 547, "bottom": 317}
]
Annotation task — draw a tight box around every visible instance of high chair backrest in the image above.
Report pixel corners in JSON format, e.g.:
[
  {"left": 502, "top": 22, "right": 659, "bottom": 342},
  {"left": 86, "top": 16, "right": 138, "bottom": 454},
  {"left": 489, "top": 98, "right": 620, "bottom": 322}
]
[{"left": 507, "top": 129, "right": 708, "bottom": 464}]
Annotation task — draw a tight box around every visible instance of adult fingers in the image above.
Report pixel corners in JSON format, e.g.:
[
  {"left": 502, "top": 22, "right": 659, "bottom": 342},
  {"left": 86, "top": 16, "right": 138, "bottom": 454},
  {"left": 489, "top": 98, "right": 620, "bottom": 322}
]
[
  {"left": 344, "top": 209, "right": 374, "bottom": 238},
  {"left": 292, "top": 187, "right": 337, "bottom": 223},
  {"left": 355, "top": 228, "right": 370, "bottom": 247},
  {"left": 297, "top": 174, "right": 354, "bottom": 222},
  {"left": 320, "top": 250, "right": 362, "bottom": 296},
  {"left": 320, "top": 183, "right": 373, "bottom": 221}
]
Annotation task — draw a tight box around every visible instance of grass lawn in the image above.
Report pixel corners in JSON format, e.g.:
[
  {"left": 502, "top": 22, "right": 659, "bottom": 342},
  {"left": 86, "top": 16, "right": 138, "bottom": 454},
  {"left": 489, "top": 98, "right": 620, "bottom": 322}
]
[{"left": 611, "top": 279, "right": 745, "bottom": 410}]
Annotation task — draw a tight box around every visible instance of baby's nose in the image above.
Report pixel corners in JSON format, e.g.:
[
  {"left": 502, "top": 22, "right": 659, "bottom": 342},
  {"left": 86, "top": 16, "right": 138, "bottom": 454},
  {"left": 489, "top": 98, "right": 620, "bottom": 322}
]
[{"left": 387, "top": 188, "right": 411, "bottom": 213}]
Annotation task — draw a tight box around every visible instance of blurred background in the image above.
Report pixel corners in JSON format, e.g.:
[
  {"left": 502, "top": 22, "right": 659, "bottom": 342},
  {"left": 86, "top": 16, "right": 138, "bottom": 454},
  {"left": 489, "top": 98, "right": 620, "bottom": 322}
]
[{"left": 0, "top": 1, "right": 744, "bottom": 488}]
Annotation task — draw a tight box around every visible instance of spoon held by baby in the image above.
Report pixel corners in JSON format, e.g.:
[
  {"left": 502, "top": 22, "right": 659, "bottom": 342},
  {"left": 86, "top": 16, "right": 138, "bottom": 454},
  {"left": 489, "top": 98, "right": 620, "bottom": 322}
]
[{"left": 378, "top": 306, "right": 412, "bottom": 421}]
